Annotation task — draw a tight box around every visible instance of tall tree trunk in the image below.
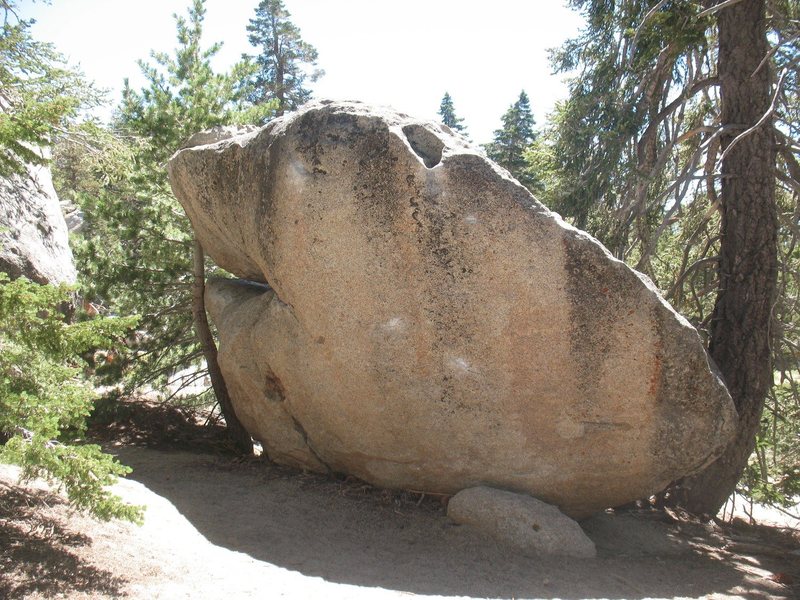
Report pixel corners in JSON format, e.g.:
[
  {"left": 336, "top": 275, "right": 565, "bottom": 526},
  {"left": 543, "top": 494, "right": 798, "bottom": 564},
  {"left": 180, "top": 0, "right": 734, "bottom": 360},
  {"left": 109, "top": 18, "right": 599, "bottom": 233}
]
[
  {"left": 271, "top": 15, "right": 285, "bottom": 117},
  {"left": 192, "top": 240, "right": 253, "bottom": 456},
  {"left": 679, "top": 0, "right": 777, "bottom": 515}
]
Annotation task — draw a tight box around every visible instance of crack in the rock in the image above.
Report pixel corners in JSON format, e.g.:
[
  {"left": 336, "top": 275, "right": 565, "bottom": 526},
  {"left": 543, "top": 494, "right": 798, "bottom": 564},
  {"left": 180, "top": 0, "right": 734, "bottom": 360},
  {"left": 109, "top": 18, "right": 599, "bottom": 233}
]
[
  {"left": 289, "top": 414, "right": 332, "bottom": 474},
  {"left": 260, "top": 367, "right": 332, "bottom": 473}
]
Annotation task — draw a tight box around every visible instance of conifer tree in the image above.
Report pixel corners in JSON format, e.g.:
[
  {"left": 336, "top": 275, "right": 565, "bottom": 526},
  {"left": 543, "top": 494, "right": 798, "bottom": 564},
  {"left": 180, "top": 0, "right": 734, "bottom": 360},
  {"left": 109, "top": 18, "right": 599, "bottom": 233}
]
[
  {"left": 544, "top": 0, "right": 798, "bottom": 514},
  {"left": 75, "top": 0, "right": 254, "bottom": 454},
  {"left": 0, "top": 275, "right": 141, "bottom": 521},
  {"left": 0, "top": 0, "right": 100, "bottom": 176},
  {"left": 243, "top": 0, "right": 322, "bottom": 119},
  {"left": 0, "top": 0, "right": 141, "bottom": 520},
  {"left": 438, "top": 92, "right": 467, "bottom": 133},
  {"left": 485, "top": 91, "right": 537, "bottom": 190},
  {"left": 118, "top": 0, "right": 239, "bottom": 161}
]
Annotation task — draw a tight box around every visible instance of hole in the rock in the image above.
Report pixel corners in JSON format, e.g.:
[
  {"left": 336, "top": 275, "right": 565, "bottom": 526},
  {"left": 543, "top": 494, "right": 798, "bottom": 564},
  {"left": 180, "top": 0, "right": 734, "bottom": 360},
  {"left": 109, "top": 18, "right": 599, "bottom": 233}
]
[{"left": 402, "top": 124, "right": 444, "bottom": 168}]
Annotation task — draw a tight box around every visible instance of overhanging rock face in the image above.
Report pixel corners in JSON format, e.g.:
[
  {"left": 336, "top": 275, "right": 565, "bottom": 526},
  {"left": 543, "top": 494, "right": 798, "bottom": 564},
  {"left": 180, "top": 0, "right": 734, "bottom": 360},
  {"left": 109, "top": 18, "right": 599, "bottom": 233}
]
[{"left": 168, "top": 100, "right": 736, "bottom": 517}]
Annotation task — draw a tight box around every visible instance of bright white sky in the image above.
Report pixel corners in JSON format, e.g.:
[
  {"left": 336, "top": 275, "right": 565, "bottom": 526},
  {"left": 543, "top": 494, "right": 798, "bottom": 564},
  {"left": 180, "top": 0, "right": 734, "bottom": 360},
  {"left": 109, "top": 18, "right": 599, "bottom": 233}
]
[{"left": 19, "top": 0, "right": 584, "bottom": 145}]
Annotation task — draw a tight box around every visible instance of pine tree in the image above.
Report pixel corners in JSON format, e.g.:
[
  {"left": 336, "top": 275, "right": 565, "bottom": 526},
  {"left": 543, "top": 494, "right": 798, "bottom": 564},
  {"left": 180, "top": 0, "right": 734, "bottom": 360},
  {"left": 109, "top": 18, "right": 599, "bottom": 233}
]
[
  {"left": 680, "top": 0, "right": 778, "bottom": 515},
  {"left": 118, "top": 0, "right": 239, "bottom": 161},
  {"left": 438, "top": 92, "right": 467, "bottom": 133},
  {"left": 0, "top": 1, "right": 141, "bottom": 521},
  {"left": 0, "top": 0, "right": 100, "bottom": 176},
  {"left": 0, "top": 275, "right": 142, "bottom": 521},
  {"left": 243, "top": 0, "right": 322, "bottom": 119},
  {"left": 75, "top": 0, "right": 254, "bottom": 454},
  {"left": 485, "top": 91, "right": 537, "bottom": 190},
  {"left": 544, "top": 0, "right": 799, "bottom": 514}
]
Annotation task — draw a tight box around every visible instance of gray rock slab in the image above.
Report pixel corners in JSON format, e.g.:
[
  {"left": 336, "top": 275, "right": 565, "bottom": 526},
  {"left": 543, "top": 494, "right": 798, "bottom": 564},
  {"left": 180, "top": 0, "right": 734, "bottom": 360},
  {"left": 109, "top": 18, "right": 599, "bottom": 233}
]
[
  {"left": 0, "top": 156, "right": 76, "bottom": 284},
  {"left": 447, "top": 486, "right": 597, "bottom": 558}
]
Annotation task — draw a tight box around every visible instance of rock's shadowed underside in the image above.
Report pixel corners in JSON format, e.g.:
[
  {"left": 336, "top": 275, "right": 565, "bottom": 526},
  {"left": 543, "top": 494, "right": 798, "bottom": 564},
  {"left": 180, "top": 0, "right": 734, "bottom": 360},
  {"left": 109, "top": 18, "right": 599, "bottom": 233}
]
[{"left": 168, "top": 101, "right": 736, "bottom": 517}]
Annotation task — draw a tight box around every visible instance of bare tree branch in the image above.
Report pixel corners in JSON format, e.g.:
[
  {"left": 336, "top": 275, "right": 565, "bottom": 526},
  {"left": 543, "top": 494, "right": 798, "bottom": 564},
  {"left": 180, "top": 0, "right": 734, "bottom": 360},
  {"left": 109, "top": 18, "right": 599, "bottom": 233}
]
[{"left": 697, "top": 0, "right": 746, "bottom": 18}]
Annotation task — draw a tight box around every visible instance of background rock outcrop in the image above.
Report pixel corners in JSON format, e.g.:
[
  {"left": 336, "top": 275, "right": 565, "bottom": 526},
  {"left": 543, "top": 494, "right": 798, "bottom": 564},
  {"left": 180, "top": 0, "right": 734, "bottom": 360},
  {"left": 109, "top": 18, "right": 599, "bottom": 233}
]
[
  {"left": 0, "top": 156, "right": 76, "bottom": 285},
  {"left": 169, "top": 101, "right": 736, "bottom": 517}
]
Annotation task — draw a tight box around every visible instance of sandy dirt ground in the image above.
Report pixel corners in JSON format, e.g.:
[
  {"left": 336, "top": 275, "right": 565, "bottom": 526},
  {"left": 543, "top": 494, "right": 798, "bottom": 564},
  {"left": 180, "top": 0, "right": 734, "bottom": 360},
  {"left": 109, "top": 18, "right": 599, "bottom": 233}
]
[{"left": 2, "top": 443, "right": 799, "bottom": 600}]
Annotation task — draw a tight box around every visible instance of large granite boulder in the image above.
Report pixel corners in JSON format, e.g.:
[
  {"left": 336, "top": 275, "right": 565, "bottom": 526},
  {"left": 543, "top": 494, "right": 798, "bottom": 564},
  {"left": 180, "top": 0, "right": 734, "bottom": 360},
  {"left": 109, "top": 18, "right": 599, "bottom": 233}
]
[
  {"left": 168, "top": 100, "right": 736, "bottom": 517},
  {"left": 0, "top": 156, "right": 76, "bottom": 285}
]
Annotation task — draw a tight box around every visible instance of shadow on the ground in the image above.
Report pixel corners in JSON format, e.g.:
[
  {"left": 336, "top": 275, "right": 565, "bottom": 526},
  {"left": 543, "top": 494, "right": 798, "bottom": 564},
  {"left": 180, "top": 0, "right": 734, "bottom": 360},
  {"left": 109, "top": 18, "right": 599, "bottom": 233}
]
[
  {"left": 115, "top": 446, "right": 794, "bottom": 600},
  {"left": 88, "top": 394, "right": 234, "bottom": 453},
  {"left": 0, "top": 483, "right": 127, "bottom": 599}
]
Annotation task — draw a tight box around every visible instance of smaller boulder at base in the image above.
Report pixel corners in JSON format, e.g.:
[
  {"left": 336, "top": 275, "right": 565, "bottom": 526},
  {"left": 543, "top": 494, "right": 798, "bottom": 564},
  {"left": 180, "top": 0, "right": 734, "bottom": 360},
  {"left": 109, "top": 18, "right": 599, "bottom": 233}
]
[{"left": 447, "top": 486, "right": 597, "bottom": 559}]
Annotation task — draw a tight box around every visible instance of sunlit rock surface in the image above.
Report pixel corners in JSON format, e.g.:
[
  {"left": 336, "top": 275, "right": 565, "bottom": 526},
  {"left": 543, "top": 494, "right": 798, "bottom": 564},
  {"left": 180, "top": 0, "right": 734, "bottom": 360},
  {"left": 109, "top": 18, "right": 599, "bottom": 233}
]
[
  {"left": 168, "top": 100, "right": 735, "bottom": 517},
  {"left": 0, "top": 156, "right": 76, "bottom": 284}
]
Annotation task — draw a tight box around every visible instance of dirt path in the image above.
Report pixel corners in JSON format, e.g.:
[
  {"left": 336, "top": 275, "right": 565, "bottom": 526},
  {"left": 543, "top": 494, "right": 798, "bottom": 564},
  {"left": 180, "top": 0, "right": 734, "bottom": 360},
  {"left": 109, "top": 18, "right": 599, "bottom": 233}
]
[{"left": 2, "top": 446, "right": 798, "bottom": 599}]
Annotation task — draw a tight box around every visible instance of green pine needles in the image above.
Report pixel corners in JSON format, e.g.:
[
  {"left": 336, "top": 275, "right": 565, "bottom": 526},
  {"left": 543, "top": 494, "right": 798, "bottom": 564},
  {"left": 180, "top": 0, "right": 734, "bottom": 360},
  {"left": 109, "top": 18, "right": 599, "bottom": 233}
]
[
  {"left": 0, "top": 274, "right": 142, "bottom": 522},
  {"left": 485, "top": 91, "right": 538, "bottom": 191},
  {"left": 244, "top": 0, "right": 323, "bottom": 119},
  {"left": 438, "top": 92, "right": 467, "bottom": 134},
  {"left": 0, "top": 1, "right": 101, "bottom": 178}
]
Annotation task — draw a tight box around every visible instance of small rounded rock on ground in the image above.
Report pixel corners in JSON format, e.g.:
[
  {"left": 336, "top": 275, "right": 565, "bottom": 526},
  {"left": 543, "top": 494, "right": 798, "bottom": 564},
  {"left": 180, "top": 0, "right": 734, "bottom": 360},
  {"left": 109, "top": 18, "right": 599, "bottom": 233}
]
[{"left": 446, "top": 486, "right": 597, "bottom": 559}]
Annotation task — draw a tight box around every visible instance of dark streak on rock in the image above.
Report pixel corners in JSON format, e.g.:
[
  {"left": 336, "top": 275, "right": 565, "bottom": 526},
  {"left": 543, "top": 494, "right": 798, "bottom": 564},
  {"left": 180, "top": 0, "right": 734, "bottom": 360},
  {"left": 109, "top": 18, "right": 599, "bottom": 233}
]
[
  {"left": 289, "top": 414, "right": 332, "bottom": 474},
  {"left": 562, "top": 236, "right": 621, "bottom": 409}
]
